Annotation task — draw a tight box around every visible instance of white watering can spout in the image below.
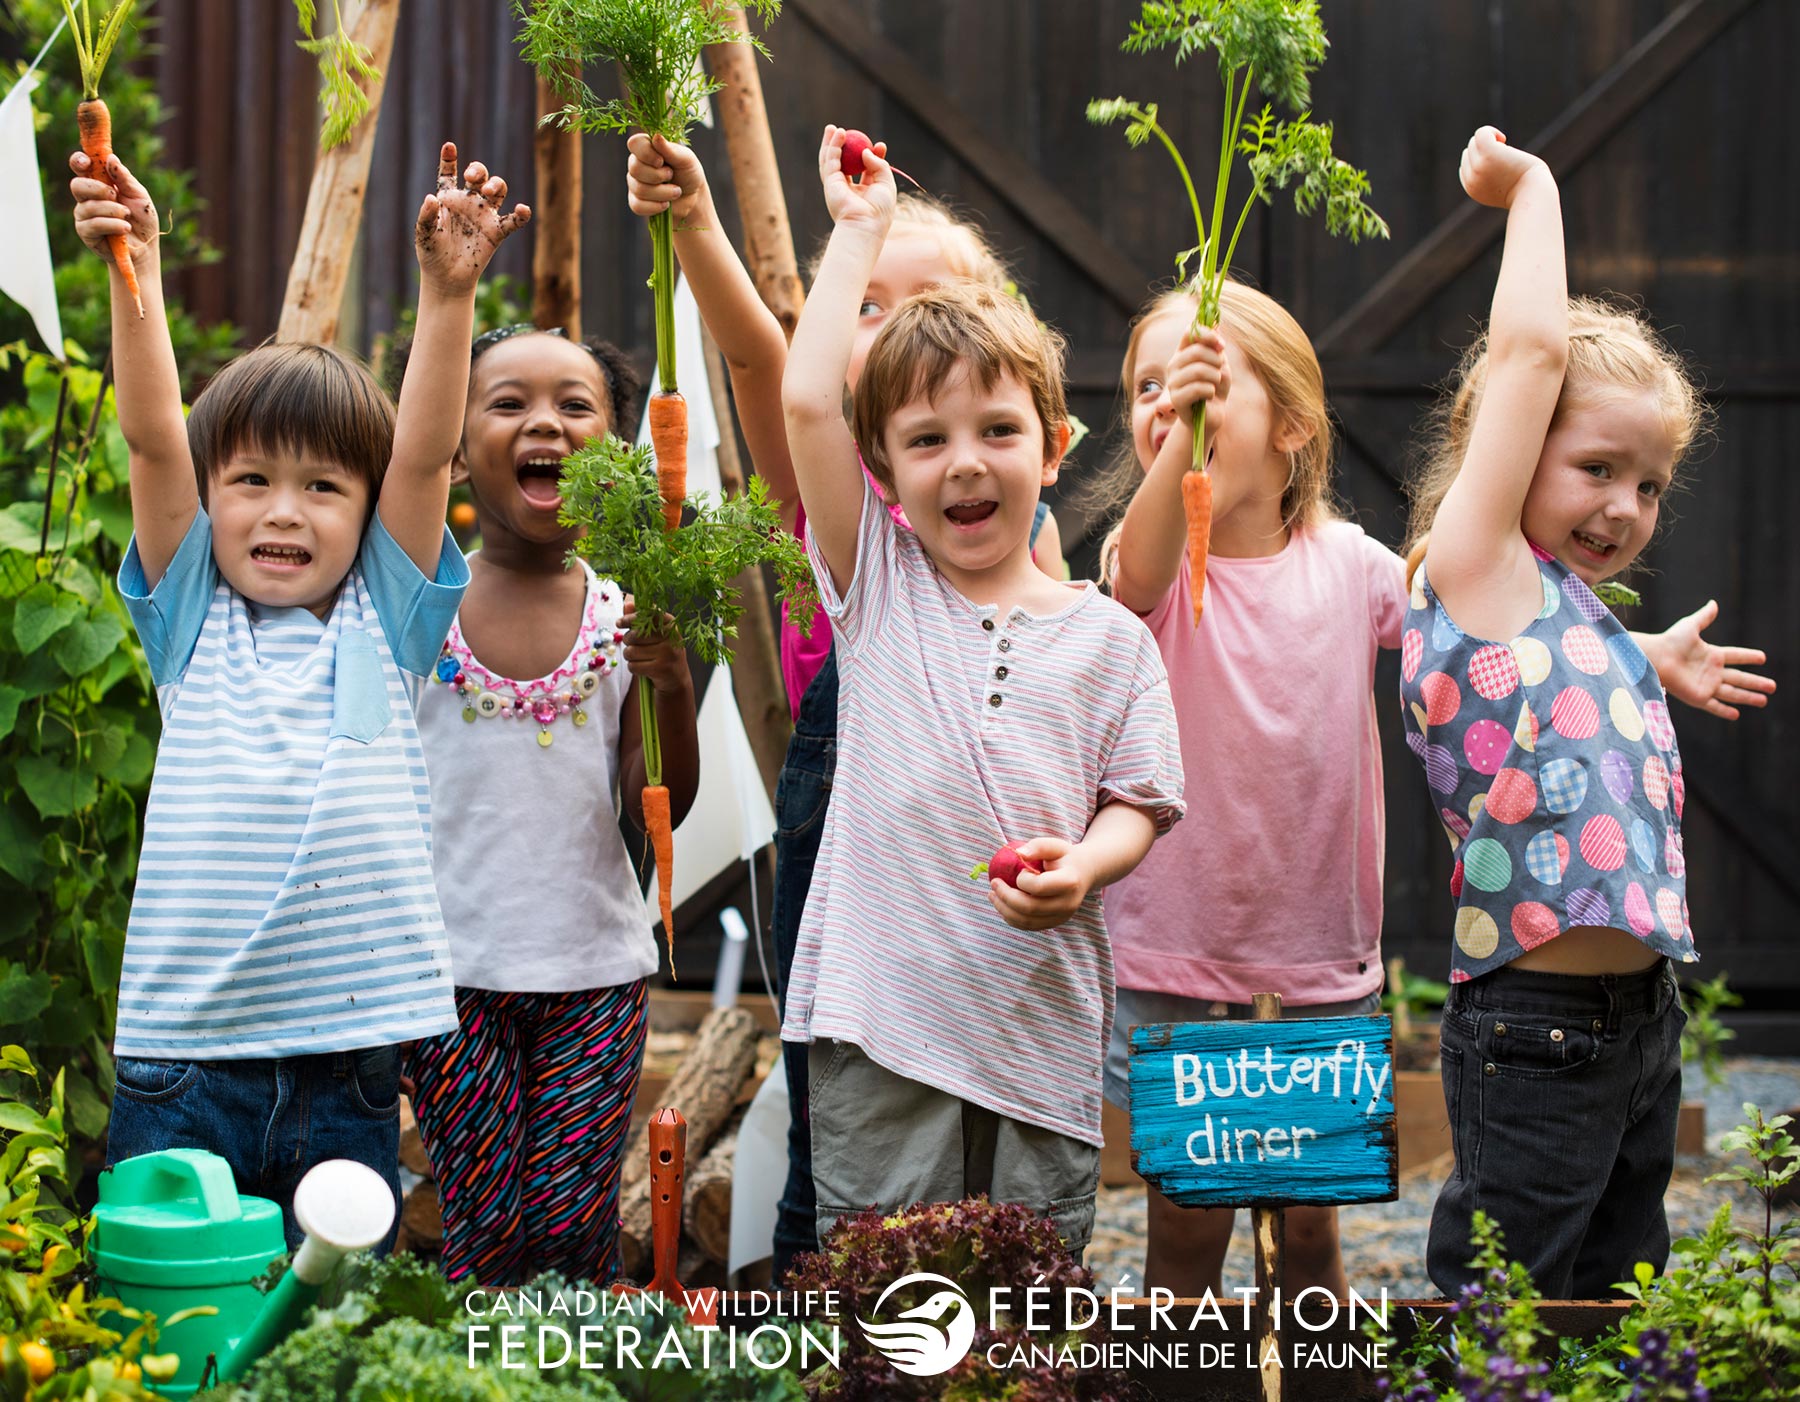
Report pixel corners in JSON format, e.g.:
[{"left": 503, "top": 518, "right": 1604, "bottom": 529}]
[{"left": 217, "top": 1159, "right": 395, "bottom": 1381}]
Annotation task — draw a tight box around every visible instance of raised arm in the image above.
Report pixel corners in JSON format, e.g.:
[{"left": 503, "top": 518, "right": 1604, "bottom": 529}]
[
  {"left": 627, "top": 134, "right": 798, "bottom": 535},
  {"left": 1424, "top": 127, "right": 1567, "bottom": 620},
  {"left": 1113, "top": 328, "right": 1230, "bottom": 612},
  {"left": 781, "top": 126, "right": 896, "bottom": 595},
  {"left": 382, "top": 143, "right": 530, "bottom": 573},
  {"left": 71, "top": 153, "right": 194, "bottom": 585}
]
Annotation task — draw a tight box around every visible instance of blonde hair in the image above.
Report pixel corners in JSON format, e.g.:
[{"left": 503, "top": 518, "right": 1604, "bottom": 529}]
[
  {"left": 851, "top": 282, "right": 1068, "bottom": 494},
  {"left": 1404, "top": 295, "right": 1709, "bottom": 584},
  {"left": 806, "top": 193, "right": 1011, "bottom": 290},
  {"left": 1100, "top": 281, "right": 1338, "bottom": 586}
]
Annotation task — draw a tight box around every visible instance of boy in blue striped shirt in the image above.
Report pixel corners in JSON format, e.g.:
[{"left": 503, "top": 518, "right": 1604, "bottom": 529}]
[{"left": 70, "top": 141, "right": 528, "bottom": 1244}]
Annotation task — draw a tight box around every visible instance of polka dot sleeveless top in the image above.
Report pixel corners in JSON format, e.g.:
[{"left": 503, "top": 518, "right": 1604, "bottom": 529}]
[{"left": 1399, "top": 543, "right": 1694, "bottom": 982}]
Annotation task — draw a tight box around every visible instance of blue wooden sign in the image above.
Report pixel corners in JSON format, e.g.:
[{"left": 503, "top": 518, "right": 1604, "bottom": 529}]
[{"left": 1128, "top": 1016, "right": 1398, "bottom": 1209}]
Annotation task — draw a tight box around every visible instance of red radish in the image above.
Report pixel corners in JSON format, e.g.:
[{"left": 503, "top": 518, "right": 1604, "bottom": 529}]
[
  {"left": 969, "top": 839, "right": 1044, "bottom": 889},
  {"left": 840, "top": 129, "right": 923, "bottom": 190}
]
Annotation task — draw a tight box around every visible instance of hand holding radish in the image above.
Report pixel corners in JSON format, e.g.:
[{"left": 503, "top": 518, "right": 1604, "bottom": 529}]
[
  {"left": 817, "top": 124, "right": 896, "bottom": 233},
  {"left": 69, "top": 151, "right": 157, "bottom": 273},
  {"left": 626, "top": 133, "right": 706, "bottom": 223},
  {"left": 1458, "top": 126, "right": 1549, "bottom": 211},
  {"left": 983, "top": 837, "right": 1093, "bottom": 932},
  {"left": 414, "top": 142, "right": 531, "bottom": 298}
]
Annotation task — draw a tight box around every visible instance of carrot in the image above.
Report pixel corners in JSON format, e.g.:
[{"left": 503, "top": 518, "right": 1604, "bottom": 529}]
[
  {"left": 77, "top": 101, "right": 141, "bottom": 317},
  {"left": 1181, "top": 468, "right": 1213, "bottom": 624},
  {"left": 63, "top": 1, "right": 143, "bottom": 318},
  {"left": 643, "top": 782, "right": 676, "bottom": 974},
  {"left": 648, "top": 390, "right": 687, "bottom": 532}
]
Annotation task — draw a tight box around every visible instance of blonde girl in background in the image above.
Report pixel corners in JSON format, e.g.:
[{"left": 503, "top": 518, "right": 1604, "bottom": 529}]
[{"left": 1101, "top": 281, "right": 1407, "bottom": 1300}]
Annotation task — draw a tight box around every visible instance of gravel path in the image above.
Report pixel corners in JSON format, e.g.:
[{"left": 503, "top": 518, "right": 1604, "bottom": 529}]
[{"left": 1085, "top": 1056, "right": 1800, "bottom": 1299}]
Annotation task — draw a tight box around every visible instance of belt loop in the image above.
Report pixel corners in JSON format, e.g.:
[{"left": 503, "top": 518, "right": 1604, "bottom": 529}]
[{"left": 1602, "top": 974, "right": 1621, "bottom": 1038}]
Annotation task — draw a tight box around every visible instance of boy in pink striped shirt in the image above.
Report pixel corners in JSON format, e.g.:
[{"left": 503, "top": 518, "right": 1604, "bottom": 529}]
[{"left": 780, "top": 127, "right": 1185, "bottom": 1255}]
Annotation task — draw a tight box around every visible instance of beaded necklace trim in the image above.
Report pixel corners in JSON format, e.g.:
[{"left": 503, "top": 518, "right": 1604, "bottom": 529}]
[{"left": 431, "top": 579, "right": 624, "bottom": 747}]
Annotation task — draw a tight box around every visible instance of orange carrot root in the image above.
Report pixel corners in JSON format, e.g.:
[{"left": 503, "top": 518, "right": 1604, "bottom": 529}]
[
  {"left": 1182, "top": 469, "right": 1213, "bottom": 625},
  {"left": 77, "top": 99, "right": 142, "bottom": 319},
  {"left": 648, "top": 391, "right": 688, "bottom": 532},
  {"left": 643, "top": 783, "right": 676, "bottom": 976}
]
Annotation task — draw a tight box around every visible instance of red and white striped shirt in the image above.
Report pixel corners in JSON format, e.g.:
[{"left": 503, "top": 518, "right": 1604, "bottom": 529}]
[{"left": 782, "top": 482, "right": 1185, "bottom": 1145}]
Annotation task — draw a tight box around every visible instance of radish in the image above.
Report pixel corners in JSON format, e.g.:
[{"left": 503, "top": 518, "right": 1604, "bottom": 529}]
[
  {"left": 840, "top": 129, "right": 922, "bottom": 190},
  {"left": 969, "top": 840, "right": 1044, "bottom": 889}
]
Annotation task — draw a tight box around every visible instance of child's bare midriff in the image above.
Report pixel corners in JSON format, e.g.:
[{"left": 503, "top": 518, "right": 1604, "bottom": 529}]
[{"left": 1512, "top": 925, "right": 1664, "bottom": 975}]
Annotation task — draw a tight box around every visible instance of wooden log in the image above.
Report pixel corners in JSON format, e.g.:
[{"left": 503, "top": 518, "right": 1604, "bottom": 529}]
[
  {"left": 704, "top": 5, "right": 805, "bottom": 341},
  {"left": 684, "top": 1108, "right": 744, "bottom": 1264},
  {"left": 398, "top": 1095, "right": 433, "bottom": 1178},
  {"left": 531, "top": 72, "right": 582, "bottom": 335},
  {"left": 276, "top": 0, "right": 402, "bottom": 346},
  {"left": 395, "top": 1179, "right": 441, "bottom": 1257},
  {"left": 619, "top": 1006, "right": 760, "bottom": 1277}
]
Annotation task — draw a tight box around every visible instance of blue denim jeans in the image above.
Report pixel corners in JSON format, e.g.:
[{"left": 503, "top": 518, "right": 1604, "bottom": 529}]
[
  {"left": 769, "top": 645, "right": 837, "bottom": 1283},
  {"left": 1428, "top": 960, "right": 1685, "bottom": 1299},
  {"left": 105, "top": 1046, "right": 404, "bottom": 1252}
]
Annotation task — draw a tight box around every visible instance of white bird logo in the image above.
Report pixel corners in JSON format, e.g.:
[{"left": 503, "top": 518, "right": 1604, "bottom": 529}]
[{"left": 856, "top": 1271, "right": 977, "bottom": 1377}]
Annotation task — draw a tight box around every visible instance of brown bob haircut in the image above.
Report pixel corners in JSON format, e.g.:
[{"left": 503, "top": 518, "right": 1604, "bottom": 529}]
[
  {"left": 851, "top": 282, "right": 1069, "bottom": 494},
  {"left": 186, "top": 342, "right": 396, "bottom": 508}
]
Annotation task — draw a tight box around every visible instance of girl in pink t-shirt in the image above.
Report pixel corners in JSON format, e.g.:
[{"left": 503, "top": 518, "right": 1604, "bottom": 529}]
[{"left": 1101, "top": 282, "right": 1407, "bottom": 1300}]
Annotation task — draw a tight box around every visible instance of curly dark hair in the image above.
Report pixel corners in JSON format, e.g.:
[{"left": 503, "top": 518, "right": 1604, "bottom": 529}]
[{"left": 382, "top": 324, "right": 643, "bottom": 440}]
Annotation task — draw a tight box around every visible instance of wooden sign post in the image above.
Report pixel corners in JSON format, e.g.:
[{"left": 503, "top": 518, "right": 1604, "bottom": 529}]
[{"left": 1128, "top": 1000, "right": 1399, "bottom": 1401}]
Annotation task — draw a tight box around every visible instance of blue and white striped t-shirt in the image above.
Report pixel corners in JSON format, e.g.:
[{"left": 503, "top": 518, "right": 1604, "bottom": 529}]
[{"left": 114, "top": 508, "right": 469, "bottom": 1059}]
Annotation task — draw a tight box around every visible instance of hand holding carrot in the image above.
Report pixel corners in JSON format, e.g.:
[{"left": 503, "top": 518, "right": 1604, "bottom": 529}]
[
  {"left": 1165, "top": 327, "right": 1230, "bottom": 428},
  {"left": 817, "top": 124, "right": 895, "bottom": 234},
  {"left": 69, "top": 151, "right": 157, "bottom": 279},
  {"left": 626, "top": 133, "right": 707, "bottom": 223},
  {"left": 620, "top": 599, "right": 693, "bottom": 696},
  {"left": 413, "top": 142, "right": 531, "bottom": 298},
  {"left": 985, "top": 836, "right": 1093, "bottom": 932}
]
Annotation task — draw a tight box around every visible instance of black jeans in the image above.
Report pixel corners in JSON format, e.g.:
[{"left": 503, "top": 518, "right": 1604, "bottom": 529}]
[
  {"left": 769, "top": 645, "right": 837, "bottom": 1283},
  {"left": 1428, "top": 959, "right": 1685, "bottom": 1299}
]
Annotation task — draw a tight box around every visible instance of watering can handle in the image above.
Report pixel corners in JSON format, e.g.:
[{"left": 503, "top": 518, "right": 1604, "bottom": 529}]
[{"left": 110, "top": 1149, "right": 244, "bottom": 1221}]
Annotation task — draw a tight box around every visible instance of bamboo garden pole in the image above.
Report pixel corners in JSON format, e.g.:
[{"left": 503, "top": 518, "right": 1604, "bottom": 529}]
[
  {"left": 277, "top": 0, "right": 403, "bottom": 345},
  {"left": 532, "top": 72, "right": 583, "bottom": 334}
]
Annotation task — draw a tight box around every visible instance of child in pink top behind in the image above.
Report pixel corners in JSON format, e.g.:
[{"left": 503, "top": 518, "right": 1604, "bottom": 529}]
[{"left": 1102, "top": 283, "right": 1405, "bottom": 1301}]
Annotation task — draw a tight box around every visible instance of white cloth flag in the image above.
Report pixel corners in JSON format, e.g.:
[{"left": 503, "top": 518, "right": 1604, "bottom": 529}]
[
  {"left": 637, "top": 274, "right": 777, "bottom": 926},
  {"left": 0, "top": 73, "right": 65, "bottom": 359}
]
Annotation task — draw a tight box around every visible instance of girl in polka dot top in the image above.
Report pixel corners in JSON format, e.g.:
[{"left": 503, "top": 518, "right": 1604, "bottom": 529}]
[{"left": 1400, "top": 127, "right": 1773, "bottom": 1300}]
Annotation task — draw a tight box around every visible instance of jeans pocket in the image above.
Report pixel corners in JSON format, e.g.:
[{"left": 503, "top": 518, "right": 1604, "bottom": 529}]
[
  {"left": 113, "top": 1057, "right": 200, "bottom": 1103},
  {"left": 330, "top": 631, "right": 393, "bottom": 744},
  {"left": 1476, "top": 1013, "right": 1601, "bottom": 1077},
  {"left": 807, "top": 1040, "right": 853, "bottom": 1103},
  {"left": 776, "top": 748, "right": 833, "bottom": 840},
  {"left": 349, "top": 1046, "right": 402, "bottom": 1116}
]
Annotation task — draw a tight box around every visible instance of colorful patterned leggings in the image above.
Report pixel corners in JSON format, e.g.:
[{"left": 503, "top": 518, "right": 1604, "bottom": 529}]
[{"left": 404, "top": 981, "right": 647, "bottom": 1284}]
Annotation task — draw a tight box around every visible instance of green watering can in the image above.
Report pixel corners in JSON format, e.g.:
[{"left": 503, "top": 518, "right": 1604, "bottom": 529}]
[{"left": 92, "top": 1149, "right": 396, "bottom": 1396}]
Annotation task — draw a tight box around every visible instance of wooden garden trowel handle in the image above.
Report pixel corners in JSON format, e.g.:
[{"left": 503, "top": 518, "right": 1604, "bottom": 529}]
[{"left": 646, "top": 1108, "right": 686, "bottom": 1299}]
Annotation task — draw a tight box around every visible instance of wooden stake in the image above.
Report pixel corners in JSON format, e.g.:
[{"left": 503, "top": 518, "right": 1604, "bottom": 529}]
[
  {"left": 704, "top": 4, "right": 805, "bottom": 341},
  {"left": 701, "top": 324, "right": 790, "bottom": 800},
  {"left": 531, "top": 72, "right": 582, "bottom": 335},
  {"left": 1252, "top": 991, "right": 1285, "bottom": 1402},
  {"left": 277, "top": 0, "right": 402, "bottom": 346}
]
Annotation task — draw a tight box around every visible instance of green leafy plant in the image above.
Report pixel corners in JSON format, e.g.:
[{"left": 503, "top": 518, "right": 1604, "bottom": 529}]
[
  {"left": 292, "top": 1, "right": 381, "bottom": 149},
  {"left": 1372, "top": 1106, "right": 1800, "bottom": 1400},
  {"left": 1087, "top": 0, "right": 1387, "bottom": 582},
  {"left": 0, "top": 1046, "right": 189, "bottom": 1398},
  {"left": 0, "top": 340, "right": 159, "bottom": 1154},
  {"left": 1680, "top": 972, "right": 1742, "bottom": 1090},
  {"left": 517, "top": 0, "right": 779, "bottom": 398}
]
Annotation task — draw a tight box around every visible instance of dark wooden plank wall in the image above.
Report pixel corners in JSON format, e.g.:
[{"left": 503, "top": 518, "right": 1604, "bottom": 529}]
[{"left": 144, "top": 0, "right": 1796, "bottom": 1008}]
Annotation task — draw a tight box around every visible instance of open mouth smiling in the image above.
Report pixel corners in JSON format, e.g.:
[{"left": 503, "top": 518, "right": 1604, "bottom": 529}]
[{"left": 516, "top": 454, "right": 565, "bottom": 508}]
